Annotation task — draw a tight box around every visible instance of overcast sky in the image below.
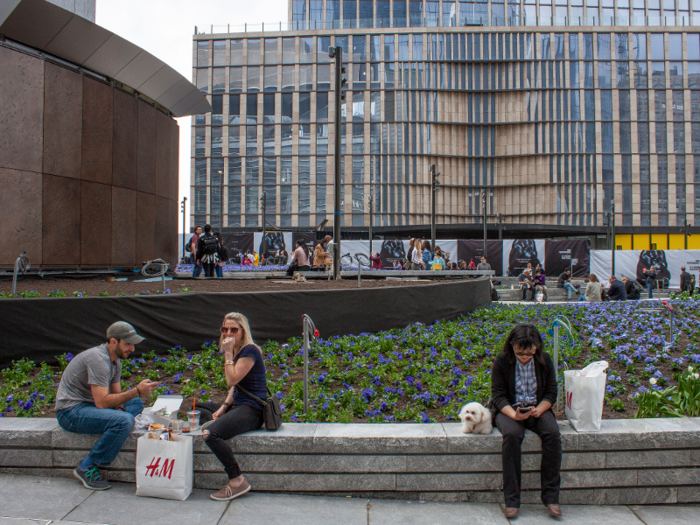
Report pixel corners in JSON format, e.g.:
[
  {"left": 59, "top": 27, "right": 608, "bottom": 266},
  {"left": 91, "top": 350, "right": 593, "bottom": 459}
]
[{"left": 96, "top": 0, "right": 287, "bottom": 233}]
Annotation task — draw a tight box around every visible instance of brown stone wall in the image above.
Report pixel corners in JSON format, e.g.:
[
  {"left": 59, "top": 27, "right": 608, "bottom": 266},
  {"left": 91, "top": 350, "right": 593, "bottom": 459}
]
[{"left": 0, "top": 45, "right": 179, "bottom": 268}]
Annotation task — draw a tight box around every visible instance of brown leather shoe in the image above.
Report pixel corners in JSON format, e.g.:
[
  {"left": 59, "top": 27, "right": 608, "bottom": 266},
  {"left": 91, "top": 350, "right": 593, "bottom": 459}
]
[
  {"left": 504, "top": 507, "right": 519, "bottom": 519},
  {"left": 545, "top": 504, "right": 562, "bottom": 517}
]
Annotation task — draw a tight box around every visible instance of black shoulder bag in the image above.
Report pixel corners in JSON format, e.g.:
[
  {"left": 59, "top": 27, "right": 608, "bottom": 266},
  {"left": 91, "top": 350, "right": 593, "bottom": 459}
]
[{"left": 235, "top": 384, "right": 283, "bottom": 431}]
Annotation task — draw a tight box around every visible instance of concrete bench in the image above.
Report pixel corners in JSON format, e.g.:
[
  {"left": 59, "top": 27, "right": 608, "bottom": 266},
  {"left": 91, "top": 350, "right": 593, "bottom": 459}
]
[{"left": 2, "top": 418, "right": 699, "bottom": 505}]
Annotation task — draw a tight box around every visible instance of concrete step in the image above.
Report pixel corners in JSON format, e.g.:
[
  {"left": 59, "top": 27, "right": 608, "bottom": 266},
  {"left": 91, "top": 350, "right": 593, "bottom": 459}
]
[{"left": 1, "top": 418, "right": 699, "bottom": 504}]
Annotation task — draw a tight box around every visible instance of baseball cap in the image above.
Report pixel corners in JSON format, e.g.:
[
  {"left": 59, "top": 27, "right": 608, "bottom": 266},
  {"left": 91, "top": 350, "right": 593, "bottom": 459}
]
[{"left": 106, "top": 322, "right": 145, "bottom": 344}]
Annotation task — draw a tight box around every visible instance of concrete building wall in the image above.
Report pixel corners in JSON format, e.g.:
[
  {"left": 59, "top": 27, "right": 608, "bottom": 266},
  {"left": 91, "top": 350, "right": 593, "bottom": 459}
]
[{"left": 0, "top": 43, "right": 179, "bottom": 268}]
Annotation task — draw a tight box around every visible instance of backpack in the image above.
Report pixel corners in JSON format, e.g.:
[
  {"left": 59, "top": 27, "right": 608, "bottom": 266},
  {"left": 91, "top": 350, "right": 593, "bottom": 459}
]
[
  {"left": 201, "top": 235, "right": 218, "bottom": 256},
  {"left": 186, "top": 236, "right": 196, "bottom": 252}
]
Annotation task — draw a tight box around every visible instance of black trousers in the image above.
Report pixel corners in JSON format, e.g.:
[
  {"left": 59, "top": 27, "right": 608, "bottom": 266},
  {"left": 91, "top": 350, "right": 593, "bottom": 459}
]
[
  {"left": 520, "top": 284, "right": 534, "bottom": 300},
  {"left": 202, "top": 262, "right": 216, "bottom": 277},
  {"left": 197, "top": 402, "right": 264, "bottom": 480},
  {"left": 495, "top": 410, "right": 562, "bottom": 508},
  {"left": 286, "top": 264, "right": 310, "bottom": 276}
]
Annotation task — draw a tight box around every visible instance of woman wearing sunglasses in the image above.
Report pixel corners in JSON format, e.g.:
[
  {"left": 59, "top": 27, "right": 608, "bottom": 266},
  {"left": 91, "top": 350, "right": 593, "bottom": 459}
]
[
  {"left": 194, "top": 312, "right": 267, "bottom": 501},
  {"left": 490, "top": 324, "right": 562, "bottom": 519}
]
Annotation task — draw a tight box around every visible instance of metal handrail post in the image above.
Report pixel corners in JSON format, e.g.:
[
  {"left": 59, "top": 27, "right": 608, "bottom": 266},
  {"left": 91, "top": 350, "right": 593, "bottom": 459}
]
[
  {"left": 553, "top": 323, "right": 560, "bottom": 412},
  {"left": 12, "top": 252, "right": 30, "bottom": 296},
  {"left": 303, "top": 316, "right": 309, "bottom": 414}
]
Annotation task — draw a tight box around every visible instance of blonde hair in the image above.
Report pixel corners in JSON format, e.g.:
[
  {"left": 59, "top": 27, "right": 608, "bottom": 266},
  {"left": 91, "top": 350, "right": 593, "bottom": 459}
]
[{"left": 219, "top": 312, "right": 261, "bottom": 356}]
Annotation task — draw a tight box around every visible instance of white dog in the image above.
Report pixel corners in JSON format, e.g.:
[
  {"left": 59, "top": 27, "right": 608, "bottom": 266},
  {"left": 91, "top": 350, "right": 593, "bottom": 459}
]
[{"left": 458, "top": 402, "right": 493, "bottom": 435}]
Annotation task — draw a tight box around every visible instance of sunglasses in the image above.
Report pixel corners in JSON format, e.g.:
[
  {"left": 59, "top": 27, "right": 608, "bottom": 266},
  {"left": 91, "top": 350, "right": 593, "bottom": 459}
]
[{"left": 220, "top": 327, "right": 240, "bottom": 335}]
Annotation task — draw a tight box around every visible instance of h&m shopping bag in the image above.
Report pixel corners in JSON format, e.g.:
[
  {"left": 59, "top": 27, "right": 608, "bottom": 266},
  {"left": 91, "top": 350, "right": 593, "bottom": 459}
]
[
  {"left": 564, "top": 360, "right": 609, "bottom": 432},
  {"left": 135, "top": 432, "right": 193, "bottom": 501}
]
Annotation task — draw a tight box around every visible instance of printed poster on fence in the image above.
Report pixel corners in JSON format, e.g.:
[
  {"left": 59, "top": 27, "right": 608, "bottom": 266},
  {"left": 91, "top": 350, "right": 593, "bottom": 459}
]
[
  {"left": 544, "top": 240, "right": 590, "bottom": 278},
  {"left": 590, "top": 249, "right": 700, "bottom": 288},
  {"left": 457, "top": 240, "right": 503, "bottom": 275},
  {"left": 502, "top": 239, "right": 546, "bottom": 277}
]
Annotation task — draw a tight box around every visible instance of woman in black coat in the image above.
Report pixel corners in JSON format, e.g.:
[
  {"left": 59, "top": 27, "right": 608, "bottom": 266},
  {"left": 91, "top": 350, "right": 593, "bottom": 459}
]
[{"left": 491, "top": 324, "right": 562, "bottom": 519}]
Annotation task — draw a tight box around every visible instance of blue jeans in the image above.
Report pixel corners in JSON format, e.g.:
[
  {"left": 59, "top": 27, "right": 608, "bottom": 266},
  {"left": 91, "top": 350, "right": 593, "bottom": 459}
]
[
  {"left": 562, "top": 282, "right": 577, "bottom": 300},
  {"left": 57, "top": 397, "right": 143, "bottom": 467},
  {"left": 647, "top": 283, "right": 654, "bottom": 299},
  {"left": 215, "top": 265, "right": 223, "bottom": 278},
  {"left": 192, "top": 262, "right": 203, "bottom": 277}
]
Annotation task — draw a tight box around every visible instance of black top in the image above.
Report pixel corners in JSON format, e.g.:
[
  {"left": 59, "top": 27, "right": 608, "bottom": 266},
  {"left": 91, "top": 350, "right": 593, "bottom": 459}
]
[
  {"left": 556, "top": 272, "right": 569, "bottom": 288},
  {"left": 680, "top": 271, "right": 691, "bottom": 291},
  {"left": 490, "top": 352, "right": 558, "bottom": 413},
  {"left": 625, "top": 280, "right": 641, "bottom": 300},
  {"left": 608, "top": 279, "right": 627, "bottom": 301},
  {"left": 233, "top": 345, "right": 267, "bottom": 410}
]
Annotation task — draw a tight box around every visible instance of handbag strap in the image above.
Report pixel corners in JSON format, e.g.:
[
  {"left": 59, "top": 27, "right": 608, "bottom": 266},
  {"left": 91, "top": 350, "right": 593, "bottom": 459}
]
[{"left": 234, "top": 384, "right": 271, "bottom": 407}]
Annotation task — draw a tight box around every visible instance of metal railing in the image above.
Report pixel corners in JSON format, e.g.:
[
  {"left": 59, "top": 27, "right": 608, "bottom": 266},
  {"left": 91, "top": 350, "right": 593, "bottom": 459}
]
[
  {"left": 12, "top": 252, "right": 30, "bottom": 296},
  {"left": 301, "top": 314, "right": 319, "bottom": 415},
  {"left": 197, "top": 15, "right": 697, "bottom": 34},
  {"left": 141, "top": 259, "right": 169, "bottom": 291}
]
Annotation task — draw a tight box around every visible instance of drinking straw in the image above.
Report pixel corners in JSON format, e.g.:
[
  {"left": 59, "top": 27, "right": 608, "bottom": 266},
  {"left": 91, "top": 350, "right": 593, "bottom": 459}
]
[{"left": 193, "top": 398, "right": 196, "bottom": 413}]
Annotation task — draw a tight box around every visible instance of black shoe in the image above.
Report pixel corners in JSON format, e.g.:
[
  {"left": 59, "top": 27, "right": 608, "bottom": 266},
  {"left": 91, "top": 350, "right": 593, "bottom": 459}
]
[{"left": 74, "top": 465, "right": 111, "bottom": 490}]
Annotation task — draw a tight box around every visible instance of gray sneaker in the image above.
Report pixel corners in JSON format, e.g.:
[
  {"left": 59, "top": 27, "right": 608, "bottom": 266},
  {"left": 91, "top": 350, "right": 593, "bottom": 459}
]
[{"left": 74, "top": 465, "right": 111, "bottom": 490}]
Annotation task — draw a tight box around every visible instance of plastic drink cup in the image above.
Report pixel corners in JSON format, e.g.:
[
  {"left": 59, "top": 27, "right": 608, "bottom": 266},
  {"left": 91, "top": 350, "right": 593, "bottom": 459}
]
[
  {"left": 170, "top": 420, "right": 184, "bottom": 433},
  {"left": 187, "top": 410, "right": 201, "bottom": 430}
]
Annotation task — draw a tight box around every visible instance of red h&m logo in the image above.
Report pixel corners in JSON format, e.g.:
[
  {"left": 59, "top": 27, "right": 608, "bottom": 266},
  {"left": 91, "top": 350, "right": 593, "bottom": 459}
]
[
  {"left": 145, "top": 457, "right": 175, "bottom": 479},
  {"left": 566, "top": 391, "right": 573, "bottom": 409}
]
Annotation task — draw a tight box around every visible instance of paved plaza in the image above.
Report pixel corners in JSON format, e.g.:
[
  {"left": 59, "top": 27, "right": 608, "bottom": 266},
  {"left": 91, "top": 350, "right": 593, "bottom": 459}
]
[{"left": 0, "top": 474, "right": 697, "bottom": 525}]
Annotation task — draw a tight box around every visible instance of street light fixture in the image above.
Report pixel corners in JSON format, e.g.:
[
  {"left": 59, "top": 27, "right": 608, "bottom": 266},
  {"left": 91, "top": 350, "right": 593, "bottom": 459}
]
[
  {"left": 180, "top": 196, "right": 187, "bottom": 260},
  {"left": 430, "top": 164, "right": 440, "bottom": 252},
  {"left": 482, "top": 190, "right": 487, "bottom": 258},
  {"left": 368, "top": 188, "right": 374, "bottom": 256},
  {"left": 260, "top": 191, "right": 267, "bottom": 256},
  {"left": 329, "top": 45, "right": 347, "bottom": 280}
]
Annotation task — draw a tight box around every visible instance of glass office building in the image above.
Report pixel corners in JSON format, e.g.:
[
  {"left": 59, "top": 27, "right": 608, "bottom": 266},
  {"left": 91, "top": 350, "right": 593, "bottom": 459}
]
[{"left": 192, "top": 0, "right": 700, "bottom": 244}]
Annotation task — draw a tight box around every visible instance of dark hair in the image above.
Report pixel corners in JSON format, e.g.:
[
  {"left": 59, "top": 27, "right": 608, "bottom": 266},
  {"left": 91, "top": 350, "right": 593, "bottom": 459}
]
[
  {"left": 195, "top": 225, "right": 203, "bottom": 232},
  {"left": 204, "top": 224, "right": 212, "bottom": 233},
  {"left": 500, "top": 324, "right": 546, "bottom": 365},
  {"left": 589, "top": 273, "right": 598, "bottom": 283},
  {"left": 296, "top": 240, "right": 308, "bottom": 252}
]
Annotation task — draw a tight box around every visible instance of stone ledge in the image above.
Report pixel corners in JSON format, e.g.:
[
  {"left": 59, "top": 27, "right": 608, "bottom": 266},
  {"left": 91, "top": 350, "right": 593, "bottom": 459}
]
[{"left": 2, "top": 418, "right": 700, "bottom": 504}]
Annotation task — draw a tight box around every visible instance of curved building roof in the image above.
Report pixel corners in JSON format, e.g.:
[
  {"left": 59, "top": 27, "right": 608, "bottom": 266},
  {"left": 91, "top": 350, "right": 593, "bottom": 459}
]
[{"left": 0, "top": 0, "right": 210, "bottom": 117}]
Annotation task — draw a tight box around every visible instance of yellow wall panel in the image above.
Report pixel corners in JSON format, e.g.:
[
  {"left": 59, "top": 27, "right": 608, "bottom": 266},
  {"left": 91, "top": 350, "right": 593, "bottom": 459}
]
[
  {"left": 651, "top": 234, "right": 668, "bottom": 250},
  {"left": 633, "top": 234, "right": 651, "bottom": 250},
  {"left": 669, "top": 234, "right": 685, "bottom": 250},
  {"left": 689, "top": 235, "right": 700, "bottom": 250},
  {"left": 615, "top": 234, "right": 632, "bottom": 250}
]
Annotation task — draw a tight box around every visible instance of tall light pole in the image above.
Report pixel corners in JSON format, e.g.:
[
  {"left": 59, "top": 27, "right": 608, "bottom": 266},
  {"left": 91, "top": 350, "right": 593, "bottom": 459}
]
[
  {"left": 430, "top": 164, "right": 440, "bottom": 252},
  {"left": 497, "top": 213, "right": 503, "bottom": 241},
  {"left": 180, "top": 196, "right": 187, "bottom": 259},
  {"left": 684, "top": 217, "right": 689, "bottom": 249},
  {"left": 329, "top": 45, "right": 347, "bottom": 280},
  {"left": 611, "top": 202, "right": 616, "bottom": 277},
  {"left": 482, "top": 190, "right": 487, "bottom": 258},
  {"left": 368, "top": 188, "right": 373, "bottom": 256},
  {"left": 260, "top": 191, "right": 267, "bottom": 256}
]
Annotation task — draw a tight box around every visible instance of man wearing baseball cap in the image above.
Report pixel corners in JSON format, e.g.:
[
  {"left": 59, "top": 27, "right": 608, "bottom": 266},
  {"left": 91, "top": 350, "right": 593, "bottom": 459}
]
[{"left": 56, "top": 321, "right": 160, "bottom": 490}]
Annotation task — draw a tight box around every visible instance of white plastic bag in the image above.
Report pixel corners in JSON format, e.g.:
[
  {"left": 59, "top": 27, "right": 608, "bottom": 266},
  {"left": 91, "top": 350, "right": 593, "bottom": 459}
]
[
  {"left": 135, "top": 433, "right": 193, "bottom": 500},
  {"left": 564, "top": 360, "right": 609, "bottom": 432},
  {"left": 535, "top": 292, "right": 544, "bottom": 302}
]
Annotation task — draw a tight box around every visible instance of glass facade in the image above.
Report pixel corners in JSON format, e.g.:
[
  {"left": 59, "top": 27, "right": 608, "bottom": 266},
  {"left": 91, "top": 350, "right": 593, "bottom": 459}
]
[{"left": 192, "top": 1, "right": 700, "bottom": 231}]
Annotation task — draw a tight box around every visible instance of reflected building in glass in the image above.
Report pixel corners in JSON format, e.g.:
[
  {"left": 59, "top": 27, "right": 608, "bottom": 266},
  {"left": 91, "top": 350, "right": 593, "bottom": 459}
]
[{"left": 192, "top": 0, "right": 700, "bottom": 243}]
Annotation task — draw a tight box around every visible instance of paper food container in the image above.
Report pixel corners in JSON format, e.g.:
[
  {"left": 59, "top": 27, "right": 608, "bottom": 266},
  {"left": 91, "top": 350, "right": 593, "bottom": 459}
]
[{"left": 143, "top": 395, "right": 184, "bottom": 421}]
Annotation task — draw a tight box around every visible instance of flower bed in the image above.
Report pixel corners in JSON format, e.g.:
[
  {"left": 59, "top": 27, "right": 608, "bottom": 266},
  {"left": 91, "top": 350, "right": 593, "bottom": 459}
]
[{"left": 3, "top": 300, "right": 700, "bottom": 421}]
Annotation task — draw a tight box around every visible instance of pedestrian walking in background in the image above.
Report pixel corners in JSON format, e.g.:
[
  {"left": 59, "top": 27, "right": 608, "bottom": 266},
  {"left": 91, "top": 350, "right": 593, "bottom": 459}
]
[{"left": 196, "top": 225, "right": 220, "bottom": 278}]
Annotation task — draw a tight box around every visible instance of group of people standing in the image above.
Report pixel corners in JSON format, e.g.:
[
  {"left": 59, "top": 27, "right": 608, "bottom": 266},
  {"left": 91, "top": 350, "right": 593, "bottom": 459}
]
[{"left": 188, "top": 225, "right": 229, "bottom": 278}]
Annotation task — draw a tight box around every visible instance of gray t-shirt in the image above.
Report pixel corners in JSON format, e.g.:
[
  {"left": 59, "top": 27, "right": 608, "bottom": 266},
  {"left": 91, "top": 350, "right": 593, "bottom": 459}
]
[
  {"left": 477, "top": 262, "right": 491, "bottom": 270},
  {"left": 55, "top": 344, "right": 121, "bottom": 411}
]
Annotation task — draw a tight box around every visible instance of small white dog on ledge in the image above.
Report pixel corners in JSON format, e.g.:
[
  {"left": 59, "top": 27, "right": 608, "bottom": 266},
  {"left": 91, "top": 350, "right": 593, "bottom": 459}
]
[{"left": 458, "top": 402, "right": 493, "bottom": 435}]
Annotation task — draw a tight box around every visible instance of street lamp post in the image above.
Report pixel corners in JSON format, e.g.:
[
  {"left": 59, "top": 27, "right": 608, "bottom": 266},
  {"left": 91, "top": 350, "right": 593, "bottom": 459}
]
[
  {"left": 368, "top": 188, "right": 373, "bottom": 256},
  {"left": 180, "top": 197, "right": 187, "bottom": 260},
  {"left": 482, "top": 191, "right": 487, "bottom": 258},
  {"left": 430, "top": 164, "right": 440, "bottom": 252},
  {"left": 260, "top": 191, "right": 267, "bottom": 256},
  {"left": 497, "top": 213, "right": 503, "bottom": 241},
  {"left": 684, "top": 217, "right": 689, "bottom": 249},
  {"left": 329, "top": 45, "right": 347, "bottom": 280},
  {"left": 611, "top": 202, "right": 616, "bottom": 277}
]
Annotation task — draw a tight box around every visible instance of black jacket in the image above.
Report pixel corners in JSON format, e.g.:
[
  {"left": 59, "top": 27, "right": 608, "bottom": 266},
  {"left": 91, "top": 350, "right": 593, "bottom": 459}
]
[
  {"left": 680, "top": 271, "right": 692, "bottom": 291},
  {"left": 625, "top": 280, "right": 641, "bottom": 300},
  {"left": 607, "top": 279, "right": 627, "bottom": 301},
  {"left": 490, "top": 351, "right": 558, "bottom": 413}
]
